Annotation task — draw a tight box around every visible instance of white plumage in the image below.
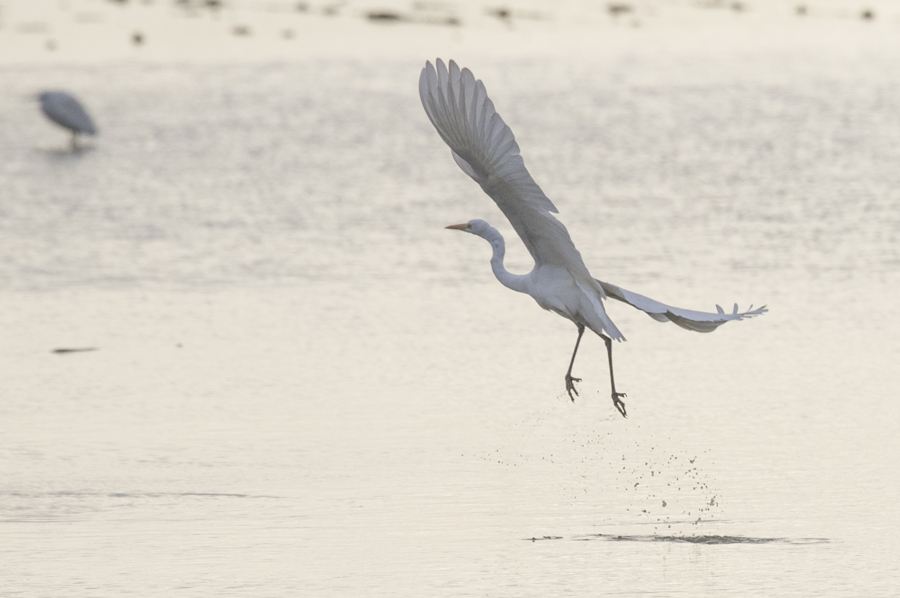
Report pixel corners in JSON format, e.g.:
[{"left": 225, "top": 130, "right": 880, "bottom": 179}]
[{"left": 420, "top": 59, "right": 766, "bottom": 416}]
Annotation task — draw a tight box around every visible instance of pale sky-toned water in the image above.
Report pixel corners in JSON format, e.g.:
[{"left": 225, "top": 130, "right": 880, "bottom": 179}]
[{"left": 2, "top": 5, "right": 900, "bottom": 596}]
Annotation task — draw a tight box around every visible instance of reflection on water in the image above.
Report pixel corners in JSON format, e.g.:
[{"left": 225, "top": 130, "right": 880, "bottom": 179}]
[
  {"left": 1, "top": 49, "right": 899, "bottom": 596},
  {"left": 538, "top": 533, "right": 831, "bottom": 545}
]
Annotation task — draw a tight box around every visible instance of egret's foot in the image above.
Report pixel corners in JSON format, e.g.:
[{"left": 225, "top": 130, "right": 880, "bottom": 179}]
[
  {"left": 565, "top": 375, "right": 581, "bottom": 402},
  {"left": 612, "top": 392, "right": 627, "bottom": 418}
]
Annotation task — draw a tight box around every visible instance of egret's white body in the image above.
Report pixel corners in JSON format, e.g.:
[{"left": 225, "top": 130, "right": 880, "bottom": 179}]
[
  {"left": 420, "top": 59, "right": 766, "bottom": 416},
  {"left": 39, "top": 91, "right": 97, "bottom": 148}
]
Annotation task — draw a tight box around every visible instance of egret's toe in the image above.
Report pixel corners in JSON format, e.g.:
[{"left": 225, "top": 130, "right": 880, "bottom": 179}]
[
  {"left": 565, "top": 375, "right": 581, "bottom": 402},
  {"left": 612, "top": 392, "right": 627, "bottom": 418}
]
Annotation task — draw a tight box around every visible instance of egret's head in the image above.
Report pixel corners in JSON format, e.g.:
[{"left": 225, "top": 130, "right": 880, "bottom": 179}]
[{"left": 445, "top": 219, "right": 492, "bottom": 237}]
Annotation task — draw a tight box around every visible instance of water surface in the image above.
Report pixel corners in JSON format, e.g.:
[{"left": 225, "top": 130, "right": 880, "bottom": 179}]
[{"left": 1, "top": 49, "right": 899, "bottom": 596}]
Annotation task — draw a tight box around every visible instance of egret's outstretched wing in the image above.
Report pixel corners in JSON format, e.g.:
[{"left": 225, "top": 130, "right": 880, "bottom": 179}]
[
  {"left": 40, "top": 91, "right": 97, "bottom": 135},
  {"left": 418, "top": 59, "right": 591, "bottom": 275},
  {"left": 598, "top": 280, "right": 768, "bottom": 333}
]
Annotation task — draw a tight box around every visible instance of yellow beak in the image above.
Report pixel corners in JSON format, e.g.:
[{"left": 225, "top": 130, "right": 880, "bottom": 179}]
[{"left": 445, "top": 223, "right": 468, "bottom": 230}]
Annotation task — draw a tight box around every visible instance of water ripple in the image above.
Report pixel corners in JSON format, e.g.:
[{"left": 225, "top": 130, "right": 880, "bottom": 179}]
[{"left": 528, "top": 534, "right": 829, "bottom": 545}]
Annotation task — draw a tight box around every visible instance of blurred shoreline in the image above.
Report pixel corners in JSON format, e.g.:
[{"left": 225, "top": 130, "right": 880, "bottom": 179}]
[{"left": 1, "top": 0, "right": 900, "bottom": 64}]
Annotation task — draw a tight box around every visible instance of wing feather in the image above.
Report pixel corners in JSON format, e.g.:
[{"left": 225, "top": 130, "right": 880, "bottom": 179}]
[
  {"left": 421, "top": 59, "right": 624, "bottom": 340},
  {"left": 598, "top": 280, "right": 768, "bottom": 333},
  {"left": 420, "top": 58, "right": 765, "bottom": 342},
  {"left": 420, "top": 59, "right": 589, "bottom": 273}
]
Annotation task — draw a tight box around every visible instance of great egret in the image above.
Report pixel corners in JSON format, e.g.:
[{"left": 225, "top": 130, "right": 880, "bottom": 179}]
[
  {"left": 419, "top": 59, "right": 766, "bottom": 417},
  {"left": 38, "top": 91, "right": 97, "bottom": 149}
]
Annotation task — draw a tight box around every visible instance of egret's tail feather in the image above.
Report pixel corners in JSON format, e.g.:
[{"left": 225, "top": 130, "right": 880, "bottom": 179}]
[{"left": 598, "top": 280, "right": 767, "bottom": 333}]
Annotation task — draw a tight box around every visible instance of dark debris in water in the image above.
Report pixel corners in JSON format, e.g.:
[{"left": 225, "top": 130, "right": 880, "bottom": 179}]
[
  {"left": 607, "top": 3, "right": 633, "bottom": 15},
  {"left": 52, "top": 347, "right": 97, "bottom": 354},
  {"left": 366, "top": 11, "right": 404, "bottom": 21},
  {"left": 365, "top": 9, "right": 459, "bottom": 26}
]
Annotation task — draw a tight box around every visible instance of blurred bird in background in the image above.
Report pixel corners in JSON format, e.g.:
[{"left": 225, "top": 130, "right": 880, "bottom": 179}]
[{"left": 38, "top": 91, "right": 98, "bottom": 150}]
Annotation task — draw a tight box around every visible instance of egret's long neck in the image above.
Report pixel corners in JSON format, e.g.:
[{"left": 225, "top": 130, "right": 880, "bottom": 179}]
[{"left": 479, "top": 227, "right": 528, "bottom": 294}]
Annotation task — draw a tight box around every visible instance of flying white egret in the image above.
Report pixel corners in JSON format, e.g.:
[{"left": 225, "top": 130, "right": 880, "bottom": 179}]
[
  {"left": 38, "top": 91, "right": 97, "bottom": 149},
  {"left": 419, "top": 59, "right": 766, "bottom": 417}
]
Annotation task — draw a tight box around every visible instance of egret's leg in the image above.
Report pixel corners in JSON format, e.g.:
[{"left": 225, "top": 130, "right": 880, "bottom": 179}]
[
  {"left": 565, "top": 324, "right": 585, "bottom": 402},
  {"left": 71, "top": 131, "right": 78, "bottom": 151},
  {"left": 599, "top": 333, "right": 627, "bottom": 417}
]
